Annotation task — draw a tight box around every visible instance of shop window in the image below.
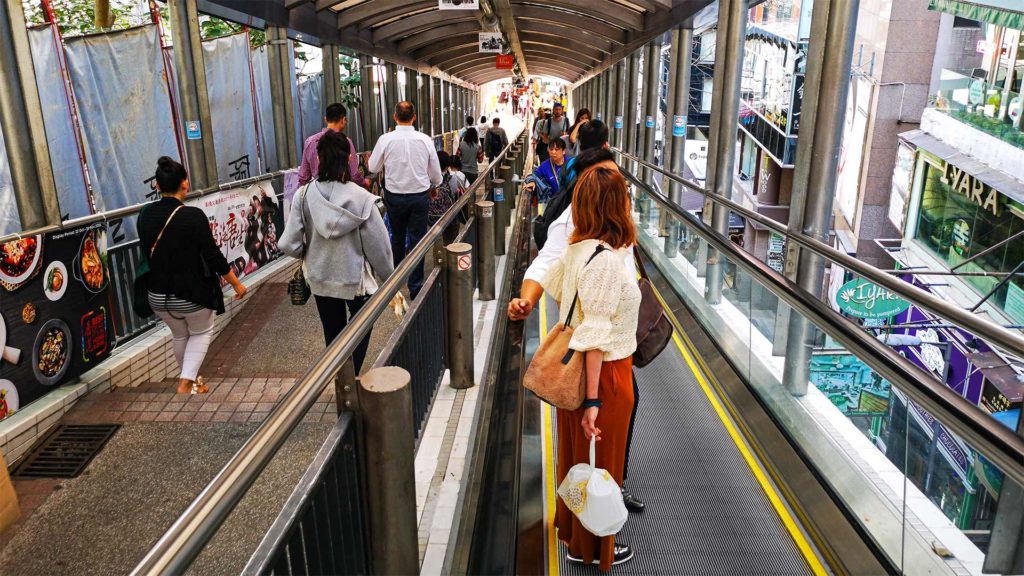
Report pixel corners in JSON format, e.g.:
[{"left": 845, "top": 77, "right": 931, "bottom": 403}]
[{"left": 913, "top": 159, "right": 1024, "bottom": 319}]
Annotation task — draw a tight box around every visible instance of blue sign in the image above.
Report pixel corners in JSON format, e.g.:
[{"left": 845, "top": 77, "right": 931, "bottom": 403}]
[
  {"left": 596, "top": 112, "right": 603, "bottom": 121},
  {"left": 672, "top": 114, "right": 687, "bottom": 137},
  {"left": 645, "top": 115, "right": 654, "bottom": 128},
  {"left": 614, "top": 115, "right": 623, "bottom": 129},
  {"left": 493, "top": 188, "right": 504, "bottom": 202},
  {"left": 186, "top": 120, "right": 201, "bottom": 140}
]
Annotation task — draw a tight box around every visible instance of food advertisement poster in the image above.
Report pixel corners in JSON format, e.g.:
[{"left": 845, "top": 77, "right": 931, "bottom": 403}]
[
  {"left": 189, "top": 181, "right": 283, "bottom": 281},
  {"left": 0, "top": 222, "right": 114, "bottom": 419}
]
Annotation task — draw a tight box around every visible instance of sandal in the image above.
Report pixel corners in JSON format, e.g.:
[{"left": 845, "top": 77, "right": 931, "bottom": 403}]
[{"left": 190, "top": 376, "right": 209, "bottom": 395}]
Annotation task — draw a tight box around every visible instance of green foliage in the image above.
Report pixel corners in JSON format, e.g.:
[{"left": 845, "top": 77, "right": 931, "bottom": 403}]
[
  {"left": 339, "top": 54, "right": 362, "bottom": 109},
  {"left": 22, "top": 0, "right": 139, "bottom": 36}
]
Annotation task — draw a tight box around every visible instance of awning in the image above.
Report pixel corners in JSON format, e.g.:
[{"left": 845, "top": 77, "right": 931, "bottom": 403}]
[
  {"left": 969, "top": 351, "right": 1024, "bottom": 403},
  {"left": 899, "top": 129, "right": 1024, "bottom": 206},
  {"left": 929, "top": 0, "right": 1024, "bottom": 30}
]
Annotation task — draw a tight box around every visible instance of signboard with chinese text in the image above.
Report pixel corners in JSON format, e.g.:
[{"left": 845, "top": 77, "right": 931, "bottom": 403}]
[
  {"left": 188, "top": 181, "right": 284, "bottom": 280},
  {"left": 496, "top": 54, "right": 514, "bottom": 70}
]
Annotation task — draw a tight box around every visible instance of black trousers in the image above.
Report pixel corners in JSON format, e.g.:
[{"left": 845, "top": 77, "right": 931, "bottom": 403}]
[
  {"left": 384, "top": 190, "right": 428, "bottom": 299},
  {"left": 466, "top": 172, "right": 478, "bottom": 185},
  {"left": 314, "top": 294, "right": 371, "bottom": 373},
  {"left": 624, "top": 370, "right": 640, "bottom": 481},
  {"left": 536, "top": 141, "right": 549, "bottom": 163}
]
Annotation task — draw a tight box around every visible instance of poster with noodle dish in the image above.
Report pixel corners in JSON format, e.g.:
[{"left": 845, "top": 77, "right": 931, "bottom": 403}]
[
  {"left": 0, "top": 221, "right": 114, "bottom": 418},
  {"left": 187, "top": 180, "right": 284, "bottom": 280}
]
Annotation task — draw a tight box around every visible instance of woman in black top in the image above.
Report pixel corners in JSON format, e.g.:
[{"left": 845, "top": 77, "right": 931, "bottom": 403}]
[{"left": 137, "top": 157, "right": 247, "bottom": 394}]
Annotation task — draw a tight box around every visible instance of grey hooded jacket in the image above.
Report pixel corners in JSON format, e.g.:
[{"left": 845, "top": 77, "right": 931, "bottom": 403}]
[{"left": 279, "top": 180, "right": 395, "bottom": 300}]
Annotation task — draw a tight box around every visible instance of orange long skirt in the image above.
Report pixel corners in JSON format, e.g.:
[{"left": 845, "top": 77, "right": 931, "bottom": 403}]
[{"left": 555, "top": 356, "right": 634, "bottom": 572}]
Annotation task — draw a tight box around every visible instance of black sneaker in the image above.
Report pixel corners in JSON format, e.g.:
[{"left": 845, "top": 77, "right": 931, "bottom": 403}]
[
  {"left": 566, "top": 544, "right": 634, "bottom": 566},
  {"left": 622, "top": 488, "right": 645, "bottom": 513}
]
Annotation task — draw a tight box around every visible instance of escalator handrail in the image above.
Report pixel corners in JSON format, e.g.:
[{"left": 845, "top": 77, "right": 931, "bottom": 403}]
[
  {"left": 615, "top": 148, "right": 1024, "bottom": 362},
  {"left": 621, "top": 167, "right": 1024, "bottom": 489}
]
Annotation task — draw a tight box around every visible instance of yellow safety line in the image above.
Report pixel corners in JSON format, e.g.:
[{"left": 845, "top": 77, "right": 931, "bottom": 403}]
[{"left": 540, "top": 297, "right": 559, "bottom": 576}]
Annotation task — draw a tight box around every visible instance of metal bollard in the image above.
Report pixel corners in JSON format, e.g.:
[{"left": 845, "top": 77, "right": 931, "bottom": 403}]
[
  {"left": 476, "top": 200, "right": 496, "bottom": 301},
  {"left": 500, "top": 165, "right": 513, "bottom": 228},
  {"left": 491, "top": 178, "right": 507, "bottom": 255},
  {"left": 445, "top": 243, "right": 475, "bottom": 389},
  {"left": 360, "top": 366, "right": 418, "bottom": 575}
]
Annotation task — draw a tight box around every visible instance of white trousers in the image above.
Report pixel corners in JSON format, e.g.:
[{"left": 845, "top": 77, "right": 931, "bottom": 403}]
[{"left": 154, "top": 308, "right": 216, "bottom": 381}]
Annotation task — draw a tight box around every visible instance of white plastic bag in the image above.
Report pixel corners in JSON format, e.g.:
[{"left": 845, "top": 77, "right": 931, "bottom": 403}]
[{"left": 557, "top": 435, "right": 628, "bottom": 537}]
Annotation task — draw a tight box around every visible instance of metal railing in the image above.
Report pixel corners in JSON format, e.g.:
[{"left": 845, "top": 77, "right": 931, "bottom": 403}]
[
  {"left": 132, "top": 124, "right": 528, "bottom": 575},
  {"left": 620, "top": 165, "right": 1024, "bottom": 487},
  {"left": 243, "top": 413, "right": 368, "bottom": 575},
  {"left": 617, "top": 148, "right": 1024, "bottom": 361}
]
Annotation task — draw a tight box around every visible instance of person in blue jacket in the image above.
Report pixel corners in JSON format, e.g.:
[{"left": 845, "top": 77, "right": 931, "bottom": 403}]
[{"left": 523, "top": 138, "right": 570, "bottom": 204}]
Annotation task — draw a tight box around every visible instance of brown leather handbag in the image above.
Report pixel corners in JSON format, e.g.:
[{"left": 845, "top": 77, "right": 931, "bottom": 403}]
[
  {"left": 523, "top": 246, "right": 606, "bottom": 410},
  {"left": 633, "top": 254, "right": 673, "bottom": 368}
]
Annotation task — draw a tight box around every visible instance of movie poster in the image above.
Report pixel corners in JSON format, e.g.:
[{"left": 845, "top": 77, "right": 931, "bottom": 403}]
[
  {"left": 0, "top": 222, "right": 115, "bottom": 418},
  {"left": 189, "top": 181, "right": 284, "bottom": 280}
]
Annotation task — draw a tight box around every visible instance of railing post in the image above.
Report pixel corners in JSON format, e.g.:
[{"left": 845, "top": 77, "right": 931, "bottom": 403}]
[
  {"left": 476, "top": 201, "right": 496, "bottom": 301},
  {"left": 445, "top": 243, "right": 475, "bottom": 389},
  {"left": 358, "top": 367, "right": 418, "bottom": 575},
  {"left": 492, "top": 177, "right": 507, "bottom": 256}
]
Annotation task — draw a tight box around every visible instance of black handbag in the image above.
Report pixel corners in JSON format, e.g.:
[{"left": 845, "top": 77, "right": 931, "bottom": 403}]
[
  {"left": 288, "top": 186, "right": 312, "bottom": 306},
  {"left": 132, "top": 204, "right": 183, "bottom": 318},
  {"left": 633, "top": 253, "right": 673, "bottom": 368}
]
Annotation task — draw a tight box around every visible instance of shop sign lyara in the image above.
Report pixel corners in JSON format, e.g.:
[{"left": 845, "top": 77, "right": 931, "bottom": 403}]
[
  {"left": 941, "top": 161, "right": 1000, "bottom": 217},
  {"left": 837, "top": 278, "right": 910, "bottom": 319}
]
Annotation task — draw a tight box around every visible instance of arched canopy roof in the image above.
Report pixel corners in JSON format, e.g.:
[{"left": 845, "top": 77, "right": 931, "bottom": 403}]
[{"left": 199, "top": 0, "right": 717, "bottom": 85}]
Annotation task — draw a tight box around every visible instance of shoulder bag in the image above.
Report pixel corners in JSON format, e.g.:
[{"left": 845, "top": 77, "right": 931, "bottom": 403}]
[
  {"left": 633, "top": 250, "right": 673, "bottom": 368},
  {"left": 523, "top": 245, "right": 606, "bottom": 410},
  {"left": 132, "top": 204, "right": 184, "bottom": 319},
  {"left": 287, "top": 185, "right": 313, "bottom": 305}
]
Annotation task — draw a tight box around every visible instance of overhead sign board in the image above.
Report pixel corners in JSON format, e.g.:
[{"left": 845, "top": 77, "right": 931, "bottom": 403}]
[
  {"left": 479, "top": 32, "right": 503, "bottom": 53},
  {"left": 836, "top": 278, "right": 910, "bottom": 319},
  {"left": 496, "top": 54, "right": 514, "bottom": 70}
]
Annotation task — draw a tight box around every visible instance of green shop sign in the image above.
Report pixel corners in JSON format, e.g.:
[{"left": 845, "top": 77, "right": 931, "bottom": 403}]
[{"left": 837, "top": 278, "right": 910, "bottom": 319}]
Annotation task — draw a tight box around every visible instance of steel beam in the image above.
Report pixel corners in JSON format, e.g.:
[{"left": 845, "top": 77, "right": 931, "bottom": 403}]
[
  {"left": 510, "top": 5, "right": 627, "bottom": 46},
  {"left": 170, "top": 0, "right": 218, "bottom": 186},
  {"left": 373, "top": 10, "right": 477, "bottom": 45},
  {"left": 0, "top": 0, "right": 60, "bottom": 227},
  {"left": 641, "top": 41, "right": 661, "bottom": 182}
]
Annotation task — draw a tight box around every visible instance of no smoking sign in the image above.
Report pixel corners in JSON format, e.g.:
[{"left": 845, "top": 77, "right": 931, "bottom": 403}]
[{"left": 457, "top": 254, "right": 472, "bottom": 271}]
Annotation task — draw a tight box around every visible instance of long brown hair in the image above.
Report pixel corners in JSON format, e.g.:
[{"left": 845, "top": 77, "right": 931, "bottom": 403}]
[{"left": 570, "top": 164, "right": 636, "bottom": 249}]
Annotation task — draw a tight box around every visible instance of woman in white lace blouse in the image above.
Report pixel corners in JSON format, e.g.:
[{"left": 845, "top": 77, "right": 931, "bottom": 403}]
[{"left": 540, "top": 164, "right": 641, "bottom": 570}]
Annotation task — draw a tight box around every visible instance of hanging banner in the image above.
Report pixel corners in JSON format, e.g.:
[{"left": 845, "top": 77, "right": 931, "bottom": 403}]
[
  {"left": 439, "top": 0, "right": 480, "bottom": 8},
  {"left": 496, "top": 54, "right": 514, "bottom": 70},
  {"left": 836, "top": 278, "right": 910, "bottom": 319},
  {"left": 188, "top": 181, "right": 284, "bottom": 280},
  {"left": 479, "top": 32, "right": 504, "bottom": 53},
  {"left": 0, "top": 222, "right": 115, "bottom": 418}
]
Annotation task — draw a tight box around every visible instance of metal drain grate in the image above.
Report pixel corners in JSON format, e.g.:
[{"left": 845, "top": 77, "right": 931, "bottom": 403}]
[{"left": 13, "top": 424, "right": 120, "bottom": 479}]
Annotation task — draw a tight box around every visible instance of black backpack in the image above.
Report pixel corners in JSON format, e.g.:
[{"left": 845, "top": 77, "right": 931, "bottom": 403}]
[
  {"left": 487, "top": 130, "right": 502, "bottom": 157},
  {"left": 532, "top": 158, "right": 577, "bottom": 249}
]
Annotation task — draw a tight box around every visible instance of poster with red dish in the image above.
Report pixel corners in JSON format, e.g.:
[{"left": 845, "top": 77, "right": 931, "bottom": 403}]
[{"left": 0, "top": 221, "right": 114, "bottom": 419}]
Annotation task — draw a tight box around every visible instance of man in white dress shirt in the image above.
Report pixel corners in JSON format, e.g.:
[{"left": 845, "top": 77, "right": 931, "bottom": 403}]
[{"left": 368, "top": 101, "right": 443, "bottom": 299}]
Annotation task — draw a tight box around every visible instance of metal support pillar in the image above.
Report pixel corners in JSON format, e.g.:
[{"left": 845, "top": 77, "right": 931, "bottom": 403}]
[
  {"left": 359, "top": 55, "right": 376, "bottom": 148},
  {"left": 404, "top": 67, "right": 416, "bottom": 104},
  {"left": 605, "top": 66, "right": 617, "bottom": 131},
  {"left": 445, "top": 243, "right": 475, "bottom": 389},
  {"left": 986, "top": 415, "right": 1024, "bottom": 573},
  {"left": 476, "top": 201, "right": 496, "bottom": 300},
  {"left": 664, "top": 27, "right": 693, "bottom": 258},
  {"left": 610, "top": 60, "right": 624, "bottom": 150},
  {"left": 170, "top": 0, "right": 218, "bottom": 185},
  {"left": 642, "top": 40, "right": 661, "bottom": 183},
  {"left": 418, "top": 73, "right": 431, "bottom": 134},
  {"left": 593, "top": 71, "right": 604, "bottom": 122},
  {"left": 432, "top": 77, "right": 443, "bottom": 136},
  {"left": 359, "top": 367, "right": 418, "bottom": 575},
  {"left": 322, "top": 44, "right": 341, "bottom": 106},
  {"left": 492, "top": 177, "right": 507, "bottom": 255},
  {"left": 0, "top": 0, "right": 61, "bottom": 227},
  {"left": 624, "top": 50, "right": 640, "bottom": 165},
  {"left": 703, "top": 0, "right": 746, "bottom": 305},
  {"left": 384, "top": 62, "right": 399, "bottom": 131},
  {"left": 781, "top": 0, "right": 859, "bottom": 396}
]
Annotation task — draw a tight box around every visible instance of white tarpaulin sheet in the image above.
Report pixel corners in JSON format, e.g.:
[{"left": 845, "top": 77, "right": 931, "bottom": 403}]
[
  {"left": 203, "top": 33, "right": 260, "bottom": 182},
  {"left": 0, "top": 128, "right": 23, "bottom": 235},
  {"left": 64, "top": 25, "right": 180, "bottom": 243},
  {"left": 297, "top": 73, "right": 324, "bottom": 145},
  {"left": 250, "top": 46, "right": 277, "bottom": 172},
  {"left": 28, "top": 24, "right": 92, "bottom": 220}
]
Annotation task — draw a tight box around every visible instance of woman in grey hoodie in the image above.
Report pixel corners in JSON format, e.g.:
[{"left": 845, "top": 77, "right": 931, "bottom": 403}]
[{"left": 280, "top": 131, "right": 395, "bottom": 372}]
